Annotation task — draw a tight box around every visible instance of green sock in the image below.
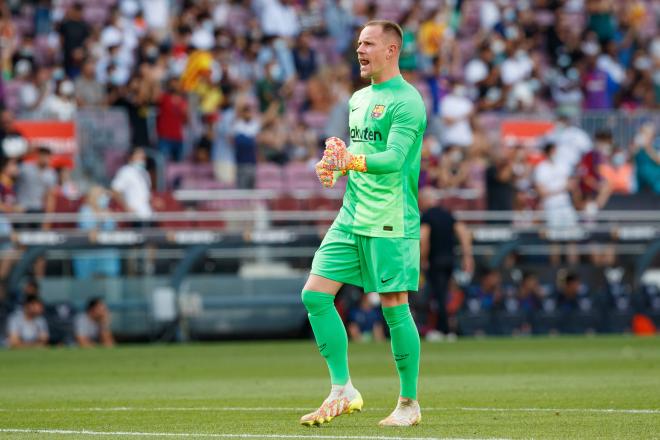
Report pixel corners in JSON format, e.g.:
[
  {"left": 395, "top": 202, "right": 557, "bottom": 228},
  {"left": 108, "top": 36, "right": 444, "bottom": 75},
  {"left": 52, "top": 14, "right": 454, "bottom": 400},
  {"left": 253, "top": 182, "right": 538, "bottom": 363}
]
[
  {"left": 301, "top": 290, "right": 350, "bottom": 385},
  {"left": 382, "top": 303, "right": 420, "bottom": 400}
]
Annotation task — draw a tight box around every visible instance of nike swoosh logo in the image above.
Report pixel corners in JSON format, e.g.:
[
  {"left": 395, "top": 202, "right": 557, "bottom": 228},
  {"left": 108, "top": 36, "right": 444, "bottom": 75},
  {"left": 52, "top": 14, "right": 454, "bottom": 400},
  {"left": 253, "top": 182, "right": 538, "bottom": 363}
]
[
  {"left": 381, "top": 276, "right": 395, "bottom": 284},
  {"left": 351, "top": 107, "right": 360, "bottom": 112}
]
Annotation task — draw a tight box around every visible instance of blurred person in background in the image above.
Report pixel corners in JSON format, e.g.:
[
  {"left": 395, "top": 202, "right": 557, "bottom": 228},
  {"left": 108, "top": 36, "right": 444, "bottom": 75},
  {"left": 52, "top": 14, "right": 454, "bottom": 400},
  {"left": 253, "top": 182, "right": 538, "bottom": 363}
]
[
  {"left": 74, "top": 297, "right": 114, "bottom": 348},
  {"left": 56, "top": 2, "right": 89, "bottom": 78},
  {"left": 17, "top": 65, "right": 51, "bottom": 116},
  {"left": 517, "top": 271, "right": 544, "bottom": 334},
  {"left": 111, "top": 147, "right": 152, "bottom": 225},
  {"left": 156, "top": 77, "right": 188, "bottom": 162},
  {"left": 550, "top": 112, "right": 593, "bottom": 174},
  {"left": 534, "top": 141, "right": 579, "bottom": 263},
  {"left": 633, "top": 123, "right": 660, "bottom": 194},
  {"left": 556, "top": 271, "right": 588, "bottom": 313},
  {"left": 468, "top": 269, "right": 504, "bottom": 312},
  {"left": 486, "top": 147, "right": 515, "bottom": 213},
  {"left": 439, "top": 79, "right": 474, "bottom": 149},
  {"left": 576, "top": 129, "right": 611, "bottom": 213},
  {"left": 0, "top": 156, "right": 23, "bottom": 288},
  {"left": 347, "top": 293, "right": 385, "bottom": 343},
  {"left": 420, "top": 189, "right": 473, "bottom": 342},
  {"left": 292, "top": 31, "right": 318, "bottom": 81},
  {"left": 15, "top": 146, "right": 56, "bottom": 228},
  {"left": 75, "top": 60, "right": 107, "bottom": 108},
  {"left": 437, "top": 145, "right": 468, "bottom": 190},
  {"left": 599, "top": 146, "right": 634, "bottom": 195},
  {"left": 40, "top": 79, "right": 77, "bottom": 121},
  {"left": 6, "top": 296, "right": 48, "bottom": 348},
  {"left": 73, "top": 186, "right": 120, "bottom": 279}
]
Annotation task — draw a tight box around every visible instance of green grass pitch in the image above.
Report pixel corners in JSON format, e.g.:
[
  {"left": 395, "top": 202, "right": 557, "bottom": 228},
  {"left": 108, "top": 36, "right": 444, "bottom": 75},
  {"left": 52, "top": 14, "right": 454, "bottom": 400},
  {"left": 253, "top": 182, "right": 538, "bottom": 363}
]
[{"left": 0, "top": 336, "right": 658, "bottom": 439}]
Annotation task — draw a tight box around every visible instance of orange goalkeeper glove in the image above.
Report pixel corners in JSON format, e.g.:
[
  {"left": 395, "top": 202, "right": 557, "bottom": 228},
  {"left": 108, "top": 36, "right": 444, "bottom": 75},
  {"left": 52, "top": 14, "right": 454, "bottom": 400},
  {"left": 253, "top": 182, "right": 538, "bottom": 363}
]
[{"left": 322, "top": 137, "right": 367, "bottom": 173}]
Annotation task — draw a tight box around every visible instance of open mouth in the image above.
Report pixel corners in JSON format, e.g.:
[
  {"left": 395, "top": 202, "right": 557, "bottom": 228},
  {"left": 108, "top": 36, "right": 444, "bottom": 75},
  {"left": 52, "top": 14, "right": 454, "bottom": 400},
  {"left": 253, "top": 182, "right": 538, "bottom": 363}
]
[{"left": 359, "top": 59, "right": 370, "bottom": 66}]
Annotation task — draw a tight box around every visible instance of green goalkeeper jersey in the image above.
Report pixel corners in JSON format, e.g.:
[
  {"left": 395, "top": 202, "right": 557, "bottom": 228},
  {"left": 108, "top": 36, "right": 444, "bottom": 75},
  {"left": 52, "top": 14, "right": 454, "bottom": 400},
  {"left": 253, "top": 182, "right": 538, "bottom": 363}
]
[{"left": 332, "top": 74, "right": 427, "bottom": 239}]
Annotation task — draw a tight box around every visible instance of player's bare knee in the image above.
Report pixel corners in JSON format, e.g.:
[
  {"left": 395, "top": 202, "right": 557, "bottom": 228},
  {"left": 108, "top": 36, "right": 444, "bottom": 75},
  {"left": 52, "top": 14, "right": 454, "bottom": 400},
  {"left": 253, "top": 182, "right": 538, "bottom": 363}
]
[{"left": 379, "top": 291, "right": 409, "bottom": 308}]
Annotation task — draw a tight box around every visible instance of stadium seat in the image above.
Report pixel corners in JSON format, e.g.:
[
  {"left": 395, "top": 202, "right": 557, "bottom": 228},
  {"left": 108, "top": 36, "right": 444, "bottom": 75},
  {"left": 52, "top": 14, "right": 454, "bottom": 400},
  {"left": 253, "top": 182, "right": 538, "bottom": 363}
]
[
  {"left": 284, "top": 162, "right": 317, "bottom": 191},
  {"left": 255, "top": 163, "right": 285, "bottom": 190},
  {"left": 152, "top": 192, "right": 195, "bottom": 229}
]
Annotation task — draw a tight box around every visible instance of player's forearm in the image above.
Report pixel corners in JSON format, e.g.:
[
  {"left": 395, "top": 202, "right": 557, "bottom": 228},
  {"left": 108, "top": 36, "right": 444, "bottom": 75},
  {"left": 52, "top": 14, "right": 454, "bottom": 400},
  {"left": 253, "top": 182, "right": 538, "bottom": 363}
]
[{"left": 364, "top": 148, "right": 406, "bottom": 174}]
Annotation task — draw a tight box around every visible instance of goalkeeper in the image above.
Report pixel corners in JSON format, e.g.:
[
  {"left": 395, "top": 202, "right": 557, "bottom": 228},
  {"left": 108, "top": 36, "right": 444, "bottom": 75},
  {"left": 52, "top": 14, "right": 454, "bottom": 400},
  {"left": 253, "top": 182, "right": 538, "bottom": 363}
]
[{"left": 300, "top": 20, "right": 427, "bottom": 428}]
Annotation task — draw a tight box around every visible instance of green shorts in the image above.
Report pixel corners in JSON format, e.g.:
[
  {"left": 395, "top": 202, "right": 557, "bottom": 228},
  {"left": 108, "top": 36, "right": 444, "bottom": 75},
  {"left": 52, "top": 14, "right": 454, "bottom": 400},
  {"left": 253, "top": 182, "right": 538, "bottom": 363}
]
[{"left": 311, "top": 227, "right": 420, "bottom": 294}]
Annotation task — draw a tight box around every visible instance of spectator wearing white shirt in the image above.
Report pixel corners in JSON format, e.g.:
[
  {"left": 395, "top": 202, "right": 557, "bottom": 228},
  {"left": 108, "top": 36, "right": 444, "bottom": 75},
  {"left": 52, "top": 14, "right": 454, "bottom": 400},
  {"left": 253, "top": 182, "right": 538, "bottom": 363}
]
[
  {"left": 257, "top": 0, "right": 300, "bottom": 38},
  {"left": 7, "top": 297, "right": 49, "bottom": 348},
  {"left": 549, "top": 113, "right": 593, "bottom": 174},
  {"left": 40, "top": 80, "right": 77, "bottom": 121},
  {"left": 440, "top": 80, "right": 474, "bottom": 148},
  {"left": 74, "top": 297, "right": 114, "bottom": 348},
  {"left": 111, "top": 147, "right": 153, "bottom": 224},
  {"left": 534, "top": 142, "right": 578, "bottom": 230},
  {"left": 534, "top": 142, "right": 579, "bottom": 265}
]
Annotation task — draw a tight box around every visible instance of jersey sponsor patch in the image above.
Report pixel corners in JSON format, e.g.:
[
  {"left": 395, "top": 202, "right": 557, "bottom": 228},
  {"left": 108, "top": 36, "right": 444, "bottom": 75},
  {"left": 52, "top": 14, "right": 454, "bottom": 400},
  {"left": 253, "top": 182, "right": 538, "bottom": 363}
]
[{"left": 371, "top": 104, "right": 386, "bottom": 119}]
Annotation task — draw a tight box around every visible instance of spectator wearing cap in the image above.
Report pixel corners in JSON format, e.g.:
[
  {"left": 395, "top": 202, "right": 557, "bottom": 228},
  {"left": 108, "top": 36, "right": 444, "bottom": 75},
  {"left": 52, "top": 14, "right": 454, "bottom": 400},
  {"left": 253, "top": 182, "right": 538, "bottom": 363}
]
[
  {"left": 74, "top": 297, "right": 114, "bottom": 348},
  {"left": 6, "top": 296, "right": 49, "bottom": 348},
  {"left": 15, "top": 146, "right": 57, "bottom": 228}
]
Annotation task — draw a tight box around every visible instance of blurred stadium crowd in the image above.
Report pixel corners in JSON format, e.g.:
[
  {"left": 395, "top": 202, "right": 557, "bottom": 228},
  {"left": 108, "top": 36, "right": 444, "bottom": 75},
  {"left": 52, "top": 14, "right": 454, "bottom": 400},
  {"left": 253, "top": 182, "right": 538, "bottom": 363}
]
[{"left": 0, "top": 0, "right": 659, "bottom": 344}]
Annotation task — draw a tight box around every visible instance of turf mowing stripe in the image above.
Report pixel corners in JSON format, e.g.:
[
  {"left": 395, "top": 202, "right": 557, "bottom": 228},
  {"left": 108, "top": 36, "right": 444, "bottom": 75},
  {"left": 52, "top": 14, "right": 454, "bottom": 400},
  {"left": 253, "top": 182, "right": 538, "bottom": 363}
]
[
  {"left": 0, "top": 428, "right": 509, "bottom": 440},
  {"left": 1, "top": 406, "right": 659, "bottom": 415}
]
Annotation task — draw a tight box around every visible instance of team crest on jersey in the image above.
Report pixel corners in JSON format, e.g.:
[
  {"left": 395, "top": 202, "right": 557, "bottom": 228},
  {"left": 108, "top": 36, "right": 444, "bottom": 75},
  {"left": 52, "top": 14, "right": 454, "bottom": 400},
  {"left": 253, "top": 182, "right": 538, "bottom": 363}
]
[{"left": 371, "top": 104, "right": 386, "bottom": 119}]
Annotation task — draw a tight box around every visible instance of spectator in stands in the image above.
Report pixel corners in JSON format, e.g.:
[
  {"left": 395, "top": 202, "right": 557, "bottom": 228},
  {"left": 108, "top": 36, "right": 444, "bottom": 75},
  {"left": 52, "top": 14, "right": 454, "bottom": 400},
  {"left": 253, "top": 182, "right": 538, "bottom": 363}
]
[
  {"left": 347, "top": 293, "right": 385, "bottom": 343},
  {"left": 486, "top": 148, "right": 515, "bottom": 212},
  {"left": 73, "top": 186, "right": 120, "bottom": 279},
  {"left": 111, "top": 147, "right": 153, "bottom": 224},
  {"left": 6, "top": 296, "right": 48, "bottom": 348},
  {"left": 580, "top": 38, "right": 618, "bottom": 110},
  {"left": 156, "top": 77, "right": 188, "bottom": 162},
  {"left": 40, "top": 79, "right": 77, "bottom": 121},
  {"left": 439, "top": 80, "right": 474, "bottom": 149},
  {"left": 75, "top": 60, "right": 106, "bottom": 108},
  {"left": 599, "top": 147, "right": 634, "bottom": 195},
  {"left": 534, "top": 142, "right": 579, "bottom": 265},
  {"left": 557, "top": 271, "right": 588, "bottom": 312},
  {"left": 15, "top": 146, "right": 57, "bottom": 228},
  {"left": 74, "top": 297, "right": 114, "bottom": 348},
  {"left": 232, "top": 96, "right": 262, "bottom": 189},
  {"left": 534, "top": 141, "right": 578, "bottom": 230},
  {"left": 517, "top": 271, "right": 543, "bottom": 333},
  {"left": 17, "top": 65, "right": 51, "bottom": 116},
  {"left": 56, "top": 2, "right": 90, "bottom": 78},
  {"left": 0, "top": 156, "right": 23, "bottom": 286},
  {"left": 292, "top": 31, "right": 318, "bottom": 81},
  {"left": 470, "top": 269, "right": 504, "bottom": 312},
  {"left": 437, "top": 145, "right": 468, "bottom": 190},
  {"left": 550, "top": 112, "right": 593, "bottom": 174},
  {"left": 420, "top": 189, "right": 473, "bottom": 341},
  {"left": 633, "top": 123, "right": 660, "bottom": 194},
  {"left": 577, "top": 129, "right": 610, "bottom": 212}
]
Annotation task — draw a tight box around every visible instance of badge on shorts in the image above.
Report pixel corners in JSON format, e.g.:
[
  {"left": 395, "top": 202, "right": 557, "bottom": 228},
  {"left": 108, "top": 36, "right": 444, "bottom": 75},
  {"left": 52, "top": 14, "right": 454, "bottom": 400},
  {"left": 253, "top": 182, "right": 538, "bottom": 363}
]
[{"left": 371, "top": 104, "right": 386, "bottom": 119}]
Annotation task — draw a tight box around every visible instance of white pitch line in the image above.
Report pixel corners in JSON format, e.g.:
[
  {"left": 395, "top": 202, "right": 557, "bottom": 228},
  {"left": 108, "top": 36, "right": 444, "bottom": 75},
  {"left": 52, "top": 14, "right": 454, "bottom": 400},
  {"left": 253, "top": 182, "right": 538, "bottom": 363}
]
[
  {"left": 0, "top": 428, "right": 507, "bottom": 440},
  {"left": 456, "top": 407, "right": 660, "bottom": 415},
  {"left": 1, "top": 406, "right": 659, "bottom": 415}
]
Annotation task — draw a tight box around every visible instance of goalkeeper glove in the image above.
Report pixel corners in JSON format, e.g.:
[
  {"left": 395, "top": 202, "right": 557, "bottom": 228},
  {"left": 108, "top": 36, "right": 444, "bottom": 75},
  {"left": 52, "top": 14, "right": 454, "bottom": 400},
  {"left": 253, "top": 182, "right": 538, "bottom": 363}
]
[
  {"left": 315, "top": 160, "right": 343, "bottom": 188},
  {"left": 323, "top": 137, "right": 367, "bottom": 173}
]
